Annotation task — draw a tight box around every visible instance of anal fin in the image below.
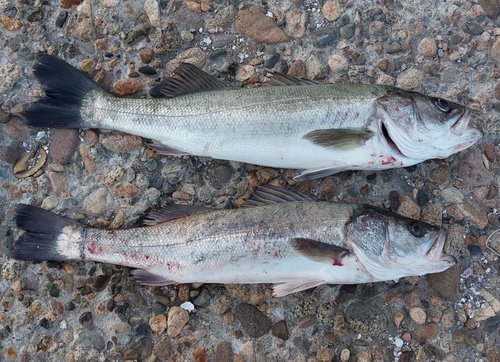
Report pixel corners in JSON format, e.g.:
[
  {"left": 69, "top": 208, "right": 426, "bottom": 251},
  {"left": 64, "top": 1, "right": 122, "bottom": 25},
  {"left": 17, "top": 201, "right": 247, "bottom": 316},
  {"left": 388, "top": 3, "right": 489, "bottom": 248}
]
[
  {"left": 131, "top": 269, "right": 176, "bottom": 286},
  {"left": 146, "top": 140, "right": 191, "bottom": 156},
  {"left": 294, "top": 164, "right": 347, "bottom": 181},
  {"left": 273, "top": 279, "right": 326, "bottom": 297}
]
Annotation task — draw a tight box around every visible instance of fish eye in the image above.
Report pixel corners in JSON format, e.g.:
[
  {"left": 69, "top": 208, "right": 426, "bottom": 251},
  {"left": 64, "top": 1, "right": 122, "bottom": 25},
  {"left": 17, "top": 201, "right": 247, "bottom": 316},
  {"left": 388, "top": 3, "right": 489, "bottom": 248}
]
[
  {"left": 434, "top": 98, "right": 451, "bottom": 113},
  {"left": 409, "top": 222, "right": 426, "bottom": 237}
]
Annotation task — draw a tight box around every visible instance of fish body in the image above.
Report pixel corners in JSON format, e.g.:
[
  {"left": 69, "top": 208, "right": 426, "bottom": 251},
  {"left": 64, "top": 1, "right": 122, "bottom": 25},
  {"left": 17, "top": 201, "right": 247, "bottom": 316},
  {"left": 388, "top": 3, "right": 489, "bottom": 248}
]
[
  {"left": 24, "top": 55, "right": 482, "bottom": 180},
  {"left": 11, "top": 187, "right": 456, "bottom": 296}
]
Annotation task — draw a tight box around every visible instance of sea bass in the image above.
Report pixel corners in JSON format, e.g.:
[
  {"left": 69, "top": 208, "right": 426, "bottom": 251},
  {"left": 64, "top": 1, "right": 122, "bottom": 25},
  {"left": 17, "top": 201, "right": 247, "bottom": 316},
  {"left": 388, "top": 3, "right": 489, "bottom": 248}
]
[
  {"left": 11, "top": 186, "right": 456, "bottom": 297},
  {"left": 23, "top": 55, "right": 481, "bottom": 180}
]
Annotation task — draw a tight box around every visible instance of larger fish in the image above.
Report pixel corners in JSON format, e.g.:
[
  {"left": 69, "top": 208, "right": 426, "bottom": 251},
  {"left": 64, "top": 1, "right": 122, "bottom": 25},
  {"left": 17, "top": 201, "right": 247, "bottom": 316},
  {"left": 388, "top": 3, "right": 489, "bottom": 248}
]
[
  {"left": 23, "top": 55, "right": 481, "bottom": 180},
  {"left": 11, "top": 186, "right": 456, "bottom": 297}
]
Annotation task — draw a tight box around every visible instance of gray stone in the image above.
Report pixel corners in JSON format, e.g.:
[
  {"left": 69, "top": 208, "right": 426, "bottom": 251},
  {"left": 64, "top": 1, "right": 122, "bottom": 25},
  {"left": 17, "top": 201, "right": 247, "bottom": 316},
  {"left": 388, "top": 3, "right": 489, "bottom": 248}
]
[
  {"left": 345, "top": 302, "right": 387, "bottom": 336},
  {"left": 458, "top": 150, "right": 493, "bottom": 187},
  {"left": 234, "top": 303, "right": 272, "bottom": 338},
  {"left": 427, "top": 264, "right": 460, "bottom": 302}
]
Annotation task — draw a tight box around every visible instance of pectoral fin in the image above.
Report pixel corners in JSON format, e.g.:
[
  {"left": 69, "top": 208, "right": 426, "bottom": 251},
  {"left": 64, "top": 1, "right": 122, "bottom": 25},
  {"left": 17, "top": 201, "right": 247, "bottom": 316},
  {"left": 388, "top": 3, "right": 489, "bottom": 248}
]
[
  {"left": 146, "top": 140, "right": 191, "bottom": 156},
  {"left": 291, "top": 238, "right": 351, "bottom": 265},
  {"left": 303, "top": 129, "right": 373, "bottom": 150},
  {"left": 131, "top": 269, "right": 176, "bottom": 286},
  {"left": 273, "top": 279, "right": 326, "bottom": 297},
  {"left": 294, "top": 164, "right": 347, "bottom": 181}
]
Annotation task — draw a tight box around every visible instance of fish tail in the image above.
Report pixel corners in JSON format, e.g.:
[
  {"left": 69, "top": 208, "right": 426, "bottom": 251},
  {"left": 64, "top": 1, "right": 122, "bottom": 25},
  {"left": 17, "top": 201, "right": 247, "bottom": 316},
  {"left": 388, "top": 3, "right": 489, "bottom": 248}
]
[
  {"left": 11, "top": 204, "right": 83, "bottom": 262},
  {"left": 24, "top": 54, "right": 104, "bottom": 129}
]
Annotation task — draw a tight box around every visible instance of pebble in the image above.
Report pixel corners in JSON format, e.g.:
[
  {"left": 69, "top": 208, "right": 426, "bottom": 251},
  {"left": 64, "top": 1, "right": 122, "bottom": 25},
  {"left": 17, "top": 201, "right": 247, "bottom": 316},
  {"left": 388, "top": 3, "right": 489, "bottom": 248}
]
[
  {"left": 139, "top": 48, "right": 154, "bottom": 64},
  {"left": 393, "top": 312, "right": 404, "bottom": 327},
  {"left": 458, "top": 150, "right": 493, "bottom": 187},
  {"left": 409, "top": 307, "right": 427, "bottom": 324},
  {"left": 79, "top": 311, "right": 94, "bottom": 330},
  {"left": 427, "top": 263, "right": 460, "bottom": 302},
  {"left": 306, "top": 54, "right": 323, "bottom": 79},
  {"left": 235, "top": 6, "right": 290, "bottom": 44},
  {"left": 154, "top": 21, "right": 182, "bottom": 54},
  {"left": 256, "top": 167, "right": 278, "bottom": 183},
  {"left": 55, "top": 10, "right": 68, "bottom": 27},
  {"left": 440, "top": 187, "right": 464, "bottom": 204},
  {"left": 418, "top": 37, "right": 438, "bottom": 56},
  {"left": 167, "top": 306, "right": 189, "bottom": 337},
  {"left": 457, "top": 200, "right": 488, "bottom": 229},
  {"left": 395, "top": 68, "right": 423, "bottom": 91},
  {"left": 102, "top": 134, "right": 142, "bottom": 153},
  {"left": 125, "top": 23, "right": 151, "bottom": 45},
  {"left": 149, "top": 314, "right": 167, "bottom": 334},
  {"left": 193, "top": 288, "right": 211, "bottom": 307},
  {"left": 213, "top": 295, "right": 232, "bottom": 316},
  {"left": 99, "top": 0, "right": 119, "bottom": 7},
  {"left": 118, "top": 183, "right": 136, "bottom": 199},
  {"left": 345, "top": 302, "right": 387, "bottom": 336},
  {"left": 83, "top": 187, "right": 114, "bottom": 215},
  {"left": 416, "top": 323, "right": 438, "bottom": 339},
  {"left": 234, "top": 303, "right": 272, "bottom": 338},
  {"left": 429, "top": 165, "right": 451, "bottom": 184},
  {"left": 480, "top": 0, "right": 500, "bottom": 18},
  {"left": 153, "top": 339, "right": 172, "bottom": 358},
  {"left": 214, "top": 341, "right": 234, "bottom": 362},
  {"left": 144, "top": 0, "right": 161, "bottom": 27},
  {"left": 491, "top": 37, "right": 500, "bottom": 64},
  {"left": 27, "top": 300, "right": 44, "bottom": 316},
  {"left": 0, "top": 15, "right": 22, "bottom": 31},
  {"left": 236, "top": 65, "right": 255, "bottom": 82},
  {"left": 5, "top": 117, "right": 26, "bottom": 140},
  {"left": 322, "top": 1, "right": 343, "bottom": 21},
  {"left": 271, "top": 320, "right": 289, "bottom": 341},
  {"left": 215, "top": 6, "right": 237, "bottom": 28},
  {"left": 192, "top": 347, "right": 208, "bottom": 362},
  {"left": 421, "top": 204, "right": 442, "bottom": 227},
  {"left": 0, "top": 145, "right": 20, "bottom": 164},
  {"left": 79, "top": 144, "right": 97, "bottom": 174},
  {"left": 328, "top": 54, "right": 349, "bottom": 74},
  {"left": 41, "top": 195, "right": 58, "bottom": 210},
  {"left": 316, "top": 347, "right": 335, "bottom": 361},
  {"left": 396, "top": 194, "right": 420, "bottom": 220},
  {"left": 49, "top": 129, "right": 79, "bottom": 164},
  {"left": 113, "top": 79, "right": 143, "bottom": 96},
  {"left": 286, "top": 8, "right": 307, "bottom": 39},
  {"left": 166, "top": 47, "right": 206, "bottom": 75}
]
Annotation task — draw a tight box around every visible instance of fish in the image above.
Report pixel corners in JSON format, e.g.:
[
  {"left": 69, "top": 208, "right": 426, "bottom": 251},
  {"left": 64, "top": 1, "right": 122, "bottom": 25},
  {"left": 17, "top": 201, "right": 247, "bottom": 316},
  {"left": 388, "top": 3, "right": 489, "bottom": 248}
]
[
  {"left": 23, "top": 54, "right": 482, "bottom": 180},
  {"left": 10, "top": 186, "right": 456, "bottom": 297}
]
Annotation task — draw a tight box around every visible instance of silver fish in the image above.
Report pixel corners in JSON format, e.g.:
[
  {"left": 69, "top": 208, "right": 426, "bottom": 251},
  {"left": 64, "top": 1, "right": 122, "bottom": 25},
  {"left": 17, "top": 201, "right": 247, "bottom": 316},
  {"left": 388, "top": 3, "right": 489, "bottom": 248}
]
[
  {"left": 23, "top": 55, "right": 482, "bottom": 180},
  {"left": 11, "top": 186, "right": 456, "bottom": 297}
]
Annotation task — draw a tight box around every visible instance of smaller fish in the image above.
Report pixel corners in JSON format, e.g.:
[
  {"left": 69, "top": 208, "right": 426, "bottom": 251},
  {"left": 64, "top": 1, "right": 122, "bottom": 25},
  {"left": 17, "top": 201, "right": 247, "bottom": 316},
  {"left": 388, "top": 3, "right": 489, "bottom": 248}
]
[{"left": 10, "top": 186, "right": 456, "bottom": 296}]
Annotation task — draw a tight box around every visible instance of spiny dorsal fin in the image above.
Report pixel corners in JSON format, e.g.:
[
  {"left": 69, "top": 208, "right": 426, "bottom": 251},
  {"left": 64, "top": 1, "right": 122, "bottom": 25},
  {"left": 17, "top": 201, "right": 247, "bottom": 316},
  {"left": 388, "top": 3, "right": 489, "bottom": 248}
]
[
  {"left": 291, "top": 238, "right": 351, "bottom": 265},
  {"left": 303, "top": 129, "right": 373, "bottom": 150},
  {"left": 242, "top": 185, "right": 315, "bottom": 208},
  {"left": 150, "top": 63, "right": 231, "bottom": 98},
  {"left": 263, "top": 72, "right": 324, "bottom": 87},
  {"left": 141, "top": 204, "right": 210, "bottom": 225}
]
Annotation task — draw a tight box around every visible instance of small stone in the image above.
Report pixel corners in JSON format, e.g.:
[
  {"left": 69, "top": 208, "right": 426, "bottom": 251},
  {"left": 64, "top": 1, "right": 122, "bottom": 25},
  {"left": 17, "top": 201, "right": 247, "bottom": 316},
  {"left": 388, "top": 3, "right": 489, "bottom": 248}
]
[
  {"left": 316, "top": 347, "right": 335, "bottom": 361},
  {"left": 83, "top": 187, "right": 114, "bottom": 215},
  {"left": 459, "top": 150, "right": 494, "bottom": 187},
  {"left": 79, "top": 59, "right": 94, "bottom": 75},
  {"left": 440, "top": 187, "right": 464, "bottom": 204},
  {"left": 99, "top": 0, "right": 119, "bottom": 7},
  {"left": 306, "top": 54, "right": 323, "bottom": 79},
  {"left": 166, "top": 47, "right": 206, "bottom": 75},
  {"left": 125, "top": 23, "right": 151, "bottom": 45},
  {"left": 215, "top": 6, "right": 237, "bottom": 28},
  {"left": 328, "top": 54, "right": 348, "bottom": 74},
  {"left": 193, "top": 288, "right": 211, "bottom": 307},
  {"left": 421, "top": 203, "right": 442, "bottom": 227},
  {"left": 234, "top": 303, "right": 272, "bottom": 338},
  {"left": 0, "top": 146, "right": 19, "bottom": 164},
  {"left": 491, "top": 37, "right": 500, "bottom": 64},
  {"left": 79, "top": 144, "right": 97, "bottom": 174},
  {"left": 427, "top": 263, "right": 460, "bottom": 302},
  {"left": 271, "top": 320, "right": 289, "bottom": 340},
  {"left": 322, "top": 1, "right": 343, "bottom": 21},
  {"left": 458, "top": 200, "right": 488, "bottom": 229},
  {"left": 167, "top": 306, "right": 189, "bottom": 337},
  {"left": 177, "top": 284, "right": 190, "bottom": 303},
  {"left": 139, "top": 48, "right": 154, "bottom": 64},
  {"left": 430, "top": 165, "right": 451, "bottom": 184},
  {"left": 410, "top": 307, "right": 427, "bottom": 324},
  {"left": 51, "top": 299, "right": 65, "bottom": 314},
  {"left": 0, "top": 15, "right": 22, "bottom": 31},
  {"left": 484, "top": 144, "right": 495, "bottom": 161},
  {"left": 393, "top": 312, "right": 404, "bottom": 327},
  {"left": 235, "top": 6, "right": 290, "bottom": 44},
  {"left": 288, "top": 60, "right": 306, "bottom": 78},
  {"left": 79, "top": 311, "right": 94, "bottom": 330},
  {"left": 213, "top": 295, "right": 232, "bottom": 316},
  {"left": 418, "top": 37, "right": 438, "bottom": 56},
  {"left": 340, "top": 348, "right": 350, "bottom": 362},
  {"left": 192, "top": 347, "right": 207, "bottom": 362},
  {"left": 396, "top": 194, "right": 420, "bottom": 220},
  {"left": 345, "top": 302, "right": 387, "bottom": 336},
  {"left": 214, "top": 341, "right": 233, "bottom": 362},
  {"left": 416, "top": 323, "right": 438, "bottom": 339},
  {"left": 236, "top": 65, "right": 255, "bottom": 82},
  {"left": 369, "top": 21, "right": 386, "bottom": 36},
  {"left": 154, "top": 21, "right": 182, "bottom": 54},
  {"left": 92, "top": 275, "right": 110, "bottom": 292},
  {"left": 149, "top": 314, "right": 167, "bottom": 334},
  {"left": 286, "top": 8, "right": 307, "bottom": 39},
  {"left": 113, "top": 79, "right": 143, "bottom": 96},
  {"left": 102, "top": 134, "right": 142, "bottom": 153},
  {"left": 480, "top": 0, "right": 500, "bottom": 18},
  {"left": 153, "top": 339, "right": 171, "bottom": 358},
  {"left": 49, "top": 129, "right": 79, "bottom": 164},
  {"left": 395, "top": 68, "right": 423, "bottom": 91},
  {"left": 5, "top": 117, "right": 26, "bottom": 140},
  {"left": 144, "top": 0, "right": 161, "bottom": 27},
  {"left": 256, "top": 168, "right": 278, "bottom": 183},
  {"left": 41, "top": 195, "right": 58, "bottom": 210},
  {"left": 28, "top": 300, "right": 44, "bottom": 316}
]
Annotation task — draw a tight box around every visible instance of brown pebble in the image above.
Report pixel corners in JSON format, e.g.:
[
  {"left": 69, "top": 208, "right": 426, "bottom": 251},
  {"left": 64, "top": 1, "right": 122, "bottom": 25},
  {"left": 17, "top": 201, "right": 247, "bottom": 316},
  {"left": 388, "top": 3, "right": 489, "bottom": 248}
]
[
  {"left": 377, "top": 58, "right": 389, "bottom": 72},
  {"left": 153, "top": 339, "right": 172, "bottom": 358},
  {"left": 59, "top": 0, "right": 81, "bottom": 9},
  {"left": 48, "top": 171, "right": 67, "bottom": 193},
  {"left": 85, "top": 129, "right": 99, "bottom": 145},
  {"left": 102, "top": 134, "right": 143, "bottom": 153},
  {"left": 93, "top": 68, "right": 110, "bottom": 88},
  {"left": 0, "top": 145, "right": 20, "bottom": 164},
  {"left": 49, "top": 129, "right": 80, "bottom": 164},
  {"left": 214, "top": 341, "right": 233, "bottom": 362},
  {"left": 416, "top": 323, "right": 438, "bottom": 339},
  {"left": 113, "top": 79, "right": 143, "bottom": 96},
  {"left": 79, "top": 144, "right": 97, "bottom": 174},
  {"left": 51, "top": 299, "right": 65, "bottom": 314},
  {"left": 235, "top": 6, "right": 290, "bottom": 44},
  {"left": 0, "top": 15, "right": 22, "bottom": 31},
  {"left": 271, "top": 320, "right": 289, "bottom": 340},
  {"left": 427, "top": 263, "right": 460, "bottom": 302},
  {"left": 177, "top": 284, "right": 190, "bottom": 303},
  {"left": 139, "top": 47, "right": 154, "bottom": 64},
  {"left": 149, "top": 314, "right": 167, "bottom": 334},
  {"left": 192, "top": 347, "right": 207, "bottom": 362},
  {"left": 92, "top": 275, "right": 110, "bottom": 292},
  {"left": 27, "top": 300, "right": 44, "bottom": 316},
  {"left": 485, "top": 144, "right": 495, "bottom": 161},
  {"left": 4, "top": 117, "right": 26, "bottom": 140},
  {"left": 118, "top": 183, "right": 137, "bottom": 198}
]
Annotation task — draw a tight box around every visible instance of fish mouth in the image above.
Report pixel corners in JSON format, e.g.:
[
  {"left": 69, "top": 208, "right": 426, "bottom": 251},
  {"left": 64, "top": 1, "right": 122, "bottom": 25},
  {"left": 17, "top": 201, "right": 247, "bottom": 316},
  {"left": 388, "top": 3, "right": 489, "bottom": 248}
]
[
  {"left": 425, "top": 229, "right": 457, "bottom": 264},
  {"left": 449, "top": 108, "right": 470, "bottom": 136}
]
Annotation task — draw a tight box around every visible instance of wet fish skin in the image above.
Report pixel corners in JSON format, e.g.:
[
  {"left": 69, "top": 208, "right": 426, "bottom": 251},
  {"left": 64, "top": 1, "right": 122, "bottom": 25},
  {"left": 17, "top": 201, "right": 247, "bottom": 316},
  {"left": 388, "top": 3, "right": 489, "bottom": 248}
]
[
  {"left": 24, "top": 55, "right": 482, "bottom": 180},
  {"left": 11, "top": 187, "right": 456, "bottom": 297}
]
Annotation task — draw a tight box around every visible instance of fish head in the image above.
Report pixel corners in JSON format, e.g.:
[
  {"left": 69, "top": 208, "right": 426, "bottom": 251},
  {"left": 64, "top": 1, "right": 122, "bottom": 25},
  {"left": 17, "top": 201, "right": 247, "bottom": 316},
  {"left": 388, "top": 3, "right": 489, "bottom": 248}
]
[
  {"left": 375, "top": 89, "right": 483, "bottom": 160},
  {"left": 345, "top": 206, "right": 456, "bottom": 281}
]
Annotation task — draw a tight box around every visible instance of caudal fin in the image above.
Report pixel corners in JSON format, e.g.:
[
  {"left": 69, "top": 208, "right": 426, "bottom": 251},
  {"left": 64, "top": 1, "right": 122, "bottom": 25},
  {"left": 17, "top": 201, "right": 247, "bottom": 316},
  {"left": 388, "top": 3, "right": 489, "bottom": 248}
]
[
  {"left": 11, "top": 204, "right": 82, "bottom": 262},
  {"left": 24, "top": 54, "right": 105, "bottom": 128}
]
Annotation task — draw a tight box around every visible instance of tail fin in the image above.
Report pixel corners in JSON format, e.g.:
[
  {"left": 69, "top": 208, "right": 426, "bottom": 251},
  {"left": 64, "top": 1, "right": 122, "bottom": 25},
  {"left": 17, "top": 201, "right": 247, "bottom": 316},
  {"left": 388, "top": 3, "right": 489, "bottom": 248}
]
[
  {"left": 24, "top": 54, "right": 105, "bottom": 128},
  {"left": 11, "top": 204, "right": 82, "bottom": 262}
]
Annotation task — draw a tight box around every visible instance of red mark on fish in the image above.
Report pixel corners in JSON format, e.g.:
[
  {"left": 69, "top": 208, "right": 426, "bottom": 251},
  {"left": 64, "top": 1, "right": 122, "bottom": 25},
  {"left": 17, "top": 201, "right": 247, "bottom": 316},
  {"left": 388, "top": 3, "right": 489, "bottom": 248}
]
[
  {"left": 381, "top": 156, "right": 397, "bottom": 165},
  {"left": 87, "top": 240, "right": 103, "bottom": 255}
]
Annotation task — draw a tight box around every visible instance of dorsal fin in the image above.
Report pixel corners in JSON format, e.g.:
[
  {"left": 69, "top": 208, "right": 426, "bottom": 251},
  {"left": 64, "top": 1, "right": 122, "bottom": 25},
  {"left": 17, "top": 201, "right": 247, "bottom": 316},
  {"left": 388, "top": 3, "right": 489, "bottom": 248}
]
[
  {"left": 150, "top": 63, "right": 231, "bottom": 98},
  {"left": 141, "top": 204, "right": 210, "bottom": 225},
  {"left": 263, "top": 72, "right": 324, "bottom": 87},
  {"left": 242, "top": 185, "right": 315, "bottom": 208}
]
